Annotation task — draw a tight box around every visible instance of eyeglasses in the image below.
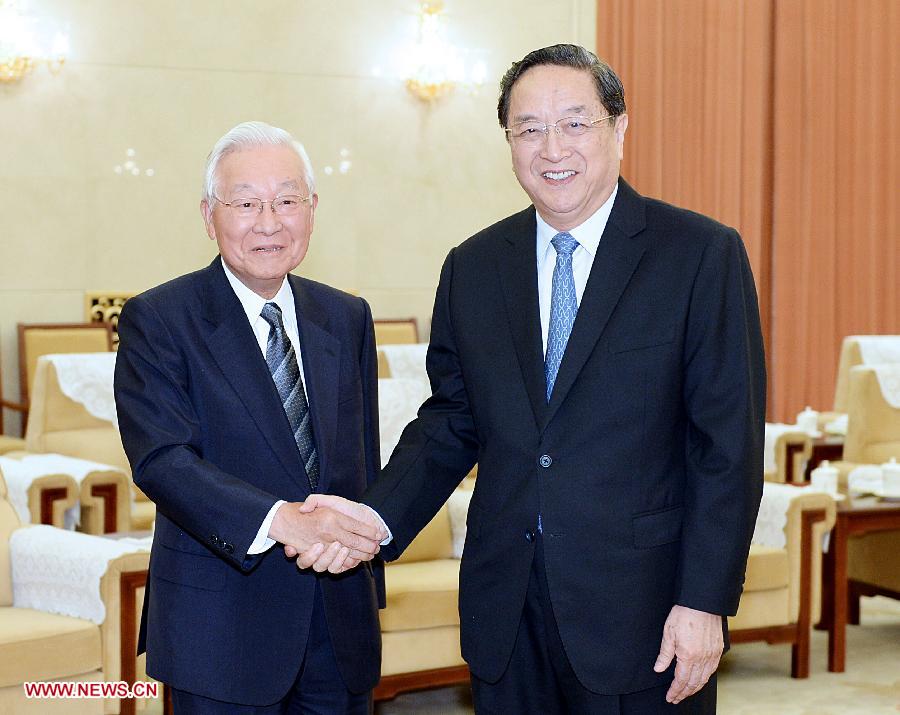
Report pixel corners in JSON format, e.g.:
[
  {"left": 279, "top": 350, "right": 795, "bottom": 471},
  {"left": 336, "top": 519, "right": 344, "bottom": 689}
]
[
  {"left": 505, "top": 115, "right": 615, "bottom": 144},
  {"left": 214, "top": 195, "right": 312, "bottom": 217}
]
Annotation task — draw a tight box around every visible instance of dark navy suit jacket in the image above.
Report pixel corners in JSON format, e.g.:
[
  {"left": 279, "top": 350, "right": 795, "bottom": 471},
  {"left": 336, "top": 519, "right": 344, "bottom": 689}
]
[
  {"left": 365, "top": 178, "right": 765, "bottom": 695},
  {"left": 114, "top": 257, "right": 384, "bottom": 706}
]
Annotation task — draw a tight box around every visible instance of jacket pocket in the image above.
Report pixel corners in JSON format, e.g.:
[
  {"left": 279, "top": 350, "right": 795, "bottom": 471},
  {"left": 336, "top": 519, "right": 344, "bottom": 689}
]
[
  {"left": 610, "top": 327, "right": 675, "bottom": 354},
  {"left": 632, "top": 504, "right": 683, "bottom": 548},
  {"left": 153, "top": 528, "right": 227, "bottom": 591}
]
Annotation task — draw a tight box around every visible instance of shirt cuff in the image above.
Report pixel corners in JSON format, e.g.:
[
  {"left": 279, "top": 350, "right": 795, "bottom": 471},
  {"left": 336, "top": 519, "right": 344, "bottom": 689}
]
[
  {"left": 247, "top": 500, "right": 286, "bottom": 555},
  {"left": 361, "top": 504, "right": 393, "bottom": 545}
]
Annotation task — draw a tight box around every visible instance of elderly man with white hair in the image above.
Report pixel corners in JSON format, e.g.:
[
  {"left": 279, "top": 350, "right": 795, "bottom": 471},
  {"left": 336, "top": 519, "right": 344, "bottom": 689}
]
[{"left": 114, "top": 121, "right": 386, "bottom": 713}]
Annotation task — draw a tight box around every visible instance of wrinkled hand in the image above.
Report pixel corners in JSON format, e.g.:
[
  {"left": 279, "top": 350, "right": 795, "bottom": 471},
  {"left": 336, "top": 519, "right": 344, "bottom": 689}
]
[
  {"left": 269, "top": 501, "right": 382, "bottom": 574},
  {"left": 653, "top": 605, "right": 723, "bottom": 704},
  {"left": 285, "top": 495, "right": 388, "bottom": 573}
]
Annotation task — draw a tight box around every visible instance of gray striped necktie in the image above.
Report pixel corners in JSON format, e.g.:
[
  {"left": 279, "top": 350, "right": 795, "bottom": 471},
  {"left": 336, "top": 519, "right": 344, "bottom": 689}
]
[{"left": 260, "top": 302, "right": 319, "bottom": 491}]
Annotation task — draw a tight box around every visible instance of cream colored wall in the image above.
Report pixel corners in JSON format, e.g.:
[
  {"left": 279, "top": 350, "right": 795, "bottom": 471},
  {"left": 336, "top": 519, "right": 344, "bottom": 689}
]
[{"left": 0, "top": 0, "right": 596, "bottom": 435}]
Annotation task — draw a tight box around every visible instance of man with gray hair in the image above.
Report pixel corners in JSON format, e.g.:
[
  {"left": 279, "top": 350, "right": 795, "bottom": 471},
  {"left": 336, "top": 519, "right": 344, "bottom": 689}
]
[{"left": 114, "top": 121, "right": 386, "bottom": 713}]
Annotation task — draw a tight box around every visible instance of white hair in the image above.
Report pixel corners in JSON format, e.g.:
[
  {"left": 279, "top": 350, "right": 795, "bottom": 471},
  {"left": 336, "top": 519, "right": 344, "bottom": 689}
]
[{"left": 202, "top": 121, "right": 315, "bottom": 205}]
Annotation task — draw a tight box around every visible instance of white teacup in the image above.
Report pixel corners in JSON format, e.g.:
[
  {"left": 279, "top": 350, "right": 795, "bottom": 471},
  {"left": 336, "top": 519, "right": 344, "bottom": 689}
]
[
  {"left": 796, "top": 406, "right": 819, "bottom": 434},
  {"left": 881, "top": 458, "right": 900, "bottom": 497},
  {"left": 810, "top": 460, "right": 839, "bottom": 495}
]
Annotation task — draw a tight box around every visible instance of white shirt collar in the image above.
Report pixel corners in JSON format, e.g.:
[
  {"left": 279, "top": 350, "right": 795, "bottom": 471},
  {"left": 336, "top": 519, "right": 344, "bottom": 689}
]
[
  {"left": 220, "top": 259, "right": 295, "bottom": 326},
  {"left": 536, "top": 183, "right": 618, "bottom": 262}
]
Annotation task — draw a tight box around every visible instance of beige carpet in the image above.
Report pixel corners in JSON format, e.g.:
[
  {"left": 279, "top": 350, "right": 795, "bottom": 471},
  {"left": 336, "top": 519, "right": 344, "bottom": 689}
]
[{"left": 376, "top": 596, "right": 900, "bottom": 714}]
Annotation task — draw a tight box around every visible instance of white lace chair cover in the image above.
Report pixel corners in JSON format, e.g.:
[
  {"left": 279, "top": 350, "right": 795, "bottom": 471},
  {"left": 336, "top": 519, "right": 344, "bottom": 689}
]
[
  {"left": 0, "top": 453, "right": 125, "bottom": 527},
  {"left": 378, "top": 344, "right": 429, "bottom": 383},
  {"left": 751, "top": 482, "right": 820, "bottom": 550},
  {"left": 847, "top": 465, "right": 885, "bottom": 495},
  {"left": 42, "top": 353, "right": 119, "bottom": 428},
  {"left": 867, "top": 364, "right": 900, "bottom": 409},
  {"left": 446, "top": 488, "right": 473, "bottom": 558},
  {"left": 10, "top": 525, "right": 151, "bottom": 624},
  {"left": 855, "top": 335, "right": 900, "bottom": 366},
  {"left": 377, "top": 378, "right": 431, "bottom": 467}
]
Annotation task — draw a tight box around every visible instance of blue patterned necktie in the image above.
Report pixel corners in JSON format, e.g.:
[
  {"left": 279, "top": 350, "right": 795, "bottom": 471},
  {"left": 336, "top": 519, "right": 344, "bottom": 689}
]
[
  {"left": 545, "top": 232, "right": 579, "bottom": 402},
  {"left": 260, "top": 302, "right": 319, "bottom": 491}
]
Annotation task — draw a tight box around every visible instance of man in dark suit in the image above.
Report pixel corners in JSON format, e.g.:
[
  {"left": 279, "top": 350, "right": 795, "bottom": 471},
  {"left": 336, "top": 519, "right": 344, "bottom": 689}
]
[
  {"left": 114, "top": 121, "right": 387, "bottom": 713},
  {"left": 307, "top": 45, "right": 765, "bottom": 712}
]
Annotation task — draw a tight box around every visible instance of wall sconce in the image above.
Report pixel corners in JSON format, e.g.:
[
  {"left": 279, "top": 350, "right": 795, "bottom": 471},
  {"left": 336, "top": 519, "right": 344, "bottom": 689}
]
[
  {"left": 0, "top": 0, "right": 69, "bottom": 84},
  {"left": 403, "top": 1, "right": 485, "bottom": 102}
]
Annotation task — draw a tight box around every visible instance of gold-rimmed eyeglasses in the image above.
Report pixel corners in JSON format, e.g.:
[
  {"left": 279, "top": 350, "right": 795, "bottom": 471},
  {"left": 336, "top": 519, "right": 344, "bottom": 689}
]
[
  {"left": 505, "top": 115, "right": 615, "bottom": 144},
  {"left": 214, "top": 195, "right": 312, "bottom": 217}
]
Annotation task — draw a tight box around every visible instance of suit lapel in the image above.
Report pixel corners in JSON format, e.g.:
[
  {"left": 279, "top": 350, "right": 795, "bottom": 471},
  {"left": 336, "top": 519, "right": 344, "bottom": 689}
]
[
  {"left": 496, "top": 207, "right": 548, "bottom": 431},
  {"left": 541, "top": 179, "right": 647, "bottom": 430},
  {"left": 290, "top": 274, "right": 340, "bottom": 494},
  {"left": 200, "top": 258, "right": 308, "bottom": 490}
]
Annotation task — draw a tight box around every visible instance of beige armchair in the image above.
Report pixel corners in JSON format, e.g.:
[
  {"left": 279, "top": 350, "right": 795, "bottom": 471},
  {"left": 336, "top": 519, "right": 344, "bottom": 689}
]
[
  {"left": 729, "top": 487, "right": 836, "bottom": 677},
  {"left": 376, "top": 500, "right": 468, "bottom": 700},
  {"left": 26, "top": 358, "right": 154, "bottom": 531},
  {"left": 818, "top": 335, "right": 900, "bottom": 430},
  {"left": 0, "top": 472, "right": 153, "bottom": 714},
  {"left": 766, "top": 430, "right": 813, "bottom": 484},
  {"left": 832, "top": 365, "right": 900, "bottom": 616},
  {"left": 0, "top": 341, "right": 28, "bottom": 451},
  {"left": 0, "top": 455, "right": 77, "bottom": 529},
  {"left": 17, "top": 322, "right": 114, "bottom": 431},
  {"left": 373, "top": 318, "right": 419, "bottom": 346}
]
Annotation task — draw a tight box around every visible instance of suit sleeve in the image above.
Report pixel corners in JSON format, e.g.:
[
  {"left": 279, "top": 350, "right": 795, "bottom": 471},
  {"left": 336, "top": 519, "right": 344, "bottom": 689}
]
[
  {"left": 363, "top": 248, "right": 480, "bottom": 559},
  {"left": 676, "top": 228, "right": 766, "bottom": 615},
  {"left": 357, "top": 296, "right": 386, "bottom": 608},
  {"left": 114, "top": 295, "right": 279, "bottom": 571}
]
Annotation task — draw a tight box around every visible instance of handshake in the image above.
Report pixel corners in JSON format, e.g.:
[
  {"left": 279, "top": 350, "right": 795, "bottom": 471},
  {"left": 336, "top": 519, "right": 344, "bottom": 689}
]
[{"left": 269, "top": 494, "right": 388, "bottom": 574}]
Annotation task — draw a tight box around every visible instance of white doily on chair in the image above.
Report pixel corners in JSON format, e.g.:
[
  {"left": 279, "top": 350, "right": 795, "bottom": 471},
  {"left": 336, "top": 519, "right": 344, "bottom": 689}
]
[
  {"left": 868, "top": 364, "right": 900, "bottom": 409},
  {"left": 855, "top": 335, "right": 900, "bottom": 366},
  {"left": 751, "top": 482, "right": 819, "bottom": 550},
  {"left": 378, "top": 378, "right": 431, "bottom": 467},
  {"left": 43, "top": 353, "right": 119, "bottom": 428},
  {"left": 11, "top": 525, "right": 150, "bottom": 624},
  {"left": 378, "top": 344, "right": 429, "bottom": 383},
  {"left": 0, "top": 453, "right": 124, "bottom": 527}
]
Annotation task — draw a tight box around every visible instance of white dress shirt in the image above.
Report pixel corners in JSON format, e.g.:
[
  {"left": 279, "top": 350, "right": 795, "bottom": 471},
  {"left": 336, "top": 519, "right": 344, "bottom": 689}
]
[
  {"left": 221, "top": 261, "right": 304, "bottom": 555},
  {"left": 536, "top": 184, "right": 618, "bottom": 355}
]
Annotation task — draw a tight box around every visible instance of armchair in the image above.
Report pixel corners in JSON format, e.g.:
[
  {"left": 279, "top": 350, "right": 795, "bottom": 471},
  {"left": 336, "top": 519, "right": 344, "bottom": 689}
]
[
  {"left": 728, "top": 484, "right": 836, "bottom": 677},
  {"left": 17, "top": 322, "right": 114, "bottom": 432},
  {"left": 832, "top": 365, "right": 900, "bottom": 617},
  {"left": 0, "top": 471, "right": 154, "bottom": 714},
  {"left": 26, "top": 357, "right": 154, "bottom": 531}
]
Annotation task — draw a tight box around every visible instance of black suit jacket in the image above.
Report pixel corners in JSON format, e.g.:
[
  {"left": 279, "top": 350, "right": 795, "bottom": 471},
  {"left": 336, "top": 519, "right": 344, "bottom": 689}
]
[
  {"left": 114, "top": 257, "right": 384, "bottom": 706},
  {"left": 364, "top": 178, "right": 765, "bottom": 694}
]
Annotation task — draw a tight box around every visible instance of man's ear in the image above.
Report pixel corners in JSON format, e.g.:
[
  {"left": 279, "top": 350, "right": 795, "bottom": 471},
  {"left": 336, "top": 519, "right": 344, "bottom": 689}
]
[
  {"left": 615, "top": 113, "right": 628, "bottom": 160},
  {"left": 201, "top": 199, "right": 216, "bottom": 241}
]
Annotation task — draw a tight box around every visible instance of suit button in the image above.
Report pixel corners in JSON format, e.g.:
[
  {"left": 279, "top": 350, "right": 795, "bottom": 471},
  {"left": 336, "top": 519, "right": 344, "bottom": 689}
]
[
  {"left": 225, "top": 543, "right": 234, "bottom": 554},
  {"left": 525, "top": 530, "right": 535, "bottom": 543},
  {"left": 210, "top": 534, "right": 219, "bottom": 545},
  {"left": 539, "top": 455, "right": 552, "bottom": 468}
]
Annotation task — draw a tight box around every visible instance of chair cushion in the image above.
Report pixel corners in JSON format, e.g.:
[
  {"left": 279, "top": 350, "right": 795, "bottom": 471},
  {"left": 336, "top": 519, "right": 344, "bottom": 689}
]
[
  {"left": 743, "top": 544, "right": 789, "bottom": 592},
  {"left": 0, "top": 437, "right": 26, "bottom": 456},
  {"left": 381, "top": 559, "right": 459, "bottom": 632},
  {"left": 394, "top": 507, "right": 453, "bottom": 564},
  {"left": 0, "top": 607, "right": 101, "bottom": 687}
]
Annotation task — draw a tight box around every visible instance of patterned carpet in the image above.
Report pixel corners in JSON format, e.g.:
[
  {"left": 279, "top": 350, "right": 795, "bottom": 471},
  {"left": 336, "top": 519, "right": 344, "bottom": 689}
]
[{"left": 377, "top": 597, "right": 900, "bottom": 714}]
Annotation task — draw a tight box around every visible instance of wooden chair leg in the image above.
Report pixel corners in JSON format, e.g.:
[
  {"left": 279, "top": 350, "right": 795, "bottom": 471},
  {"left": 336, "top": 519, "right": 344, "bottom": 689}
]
[{"left": 847, "top": 580, "right": 861, "bottom": 625}]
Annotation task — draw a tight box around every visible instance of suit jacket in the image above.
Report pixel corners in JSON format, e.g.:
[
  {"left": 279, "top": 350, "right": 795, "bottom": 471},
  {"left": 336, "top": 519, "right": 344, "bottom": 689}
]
[
  {"left": 114, "top": 257, "right": 384, "bottom": 706},
  {"left": 364, "top": 178, "right": 765, "bottom": 695}
]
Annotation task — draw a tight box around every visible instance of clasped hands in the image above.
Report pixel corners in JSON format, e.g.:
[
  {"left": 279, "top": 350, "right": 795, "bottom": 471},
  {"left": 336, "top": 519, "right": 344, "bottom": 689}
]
[{"left": 269, "top": 494, "right": 385, "bottom": 574}]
